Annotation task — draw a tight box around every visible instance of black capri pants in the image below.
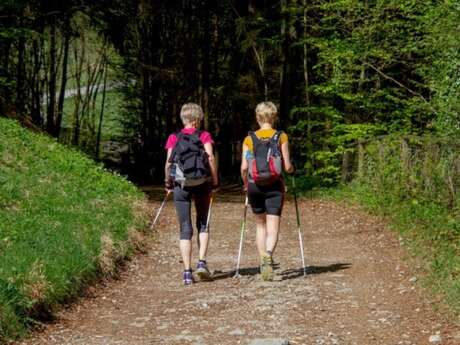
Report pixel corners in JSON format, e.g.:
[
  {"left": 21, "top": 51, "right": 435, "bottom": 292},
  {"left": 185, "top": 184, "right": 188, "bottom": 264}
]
[
  {"left": 248, "top": 180, "right": 285, "bottom": 216},
  {"left": 173, "top": 183, "right": 212, "bottom": 240}
]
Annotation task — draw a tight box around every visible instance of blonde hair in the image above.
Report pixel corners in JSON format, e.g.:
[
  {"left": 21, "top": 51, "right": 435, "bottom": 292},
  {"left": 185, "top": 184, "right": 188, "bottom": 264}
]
[
  {"left": 255, "top": 101, "right": 278, "bottom": 125},
  {"left": 180, "top": 103, "right": 204, "bottom": 125}
]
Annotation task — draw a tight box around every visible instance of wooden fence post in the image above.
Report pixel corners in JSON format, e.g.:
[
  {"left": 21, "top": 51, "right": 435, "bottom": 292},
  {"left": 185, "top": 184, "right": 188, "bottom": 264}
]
[
  {"left": 341, "top": 149, "right": 351, "bottom": 183},
  {"left": 401, "top": 137, "right": 410, "bottom": 174},
  {"left": 357, "top": 140, "right": 364, "bottom": 179},
  {"left": 400, "top": 137, "right": 411, "bottom": 192},
  {"left": 377, "top": 141, "right": 384, "bottom": 166}
]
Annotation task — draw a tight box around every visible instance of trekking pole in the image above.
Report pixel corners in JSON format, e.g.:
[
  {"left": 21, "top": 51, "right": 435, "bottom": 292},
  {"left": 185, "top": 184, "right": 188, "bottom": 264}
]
[
  {"left": 235, "top": 195, "right": 249, "bottom": 277},
  {"left": 149, "top": 190, "right": 171, "bottom": 231},
  {"left": 205, "top": 195, "right": 214, "bottom": 232},
  {"left": 292, "top": 176, "right": 307, "bottom": 276}
]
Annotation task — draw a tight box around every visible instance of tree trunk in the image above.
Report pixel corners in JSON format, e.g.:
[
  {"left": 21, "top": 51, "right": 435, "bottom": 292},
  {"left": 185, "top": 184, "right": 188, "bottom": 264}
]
[
  {"left": 201, "top": 0, "right": 211, "bottom": 130},
  {"left": 46, "top": 19, "right": 57, "bottom": 134},
  {"left": 31, "top": 36, "right": 43, "bottom": 126},
  {"left": 72, "top": 40, "right": 85, "bottom": 146},
  {"left": 16, "top": 16, "right": 26, "bottom": 117},
  {"left": 302, "top": 0, "right": 314, "bottom": 167},
  {"left": 56, "top": 21, "right": 71, "bottom": 138},
  {"left": 96, "top": 58, "right": 108, "bottom": 159},
  {"left": 279, "top": 0, "right": 291, "bottom": 126},
  {"left": 303, "top": 0, "right": 311, "bottom": 111}
]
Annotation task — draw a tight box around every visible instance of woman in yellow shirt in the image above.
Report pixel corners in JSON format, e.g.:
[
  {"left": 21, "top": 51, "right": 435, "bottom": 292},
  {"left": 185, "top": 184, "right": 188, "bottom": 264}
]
[{"left": 240, "top": 101, "right": 295, "bottom": 281}]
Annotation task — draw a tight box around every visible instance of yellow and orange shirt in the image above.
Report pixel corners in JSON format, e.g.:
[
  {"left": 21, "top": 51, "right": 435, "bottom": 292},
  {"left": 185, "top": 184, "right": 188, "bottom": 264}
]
[{"left": 243, "top": 128, "right": 288, "bottom": 158}]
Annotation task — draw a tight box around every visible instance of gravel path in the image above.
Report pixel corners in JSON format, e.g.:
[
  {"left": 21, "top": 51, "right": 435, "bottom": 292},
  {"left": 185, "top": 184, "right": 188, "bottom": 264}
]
[{"left": 17, "top": 186, "right": 459, "bottom": 345}]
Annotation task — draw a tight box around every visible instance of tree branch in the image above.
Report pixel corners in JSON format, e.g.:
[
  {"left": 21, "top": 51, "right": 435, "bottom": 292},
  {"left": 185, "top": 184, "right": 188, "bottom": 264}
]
[{"left": 362, "top": 61, "right": 429, "bottom": 103}]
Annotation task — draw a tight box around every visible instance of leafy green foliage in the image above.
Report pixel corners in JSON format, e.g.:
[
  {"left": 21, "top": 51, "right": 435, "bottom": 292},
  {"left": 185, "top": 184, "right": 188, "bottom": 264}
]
[
  {"left": 2, "top": 0, "right": 460, "bottom": 184},
  {"left": 0, "top": 118, "right": 147, "bottom": 340},
  {"left": 327, "top": 136, "right": 460, "bottom": 313},
  {"left": 420, "top": 2, "right": 460, "bottom": 136},
  {"left": 285, "top": 0, "right": 460, "bottom": 185}
]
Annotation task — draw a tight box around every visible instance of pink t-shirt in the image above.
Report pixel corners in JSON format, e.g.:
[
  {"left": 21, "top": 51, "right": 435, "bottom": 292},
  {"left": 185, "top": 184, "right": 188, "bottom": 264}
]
[{"left": 165, "top": 128, "right": 214, "bottom": 150}]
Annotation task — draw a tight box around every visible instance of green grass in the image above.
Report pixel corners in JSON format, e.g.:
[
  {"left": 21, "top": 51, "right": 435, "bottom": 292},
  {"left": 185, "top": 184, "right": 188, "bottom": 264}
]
[
  {"left": 317, "top": 137, "right": 460, "bottom": 317},
  {"left": 0, "top": 118, "right": 148, "bottom": 341},
  {"left": 326, "top": 184, "right": 460, "bottom": 311}
]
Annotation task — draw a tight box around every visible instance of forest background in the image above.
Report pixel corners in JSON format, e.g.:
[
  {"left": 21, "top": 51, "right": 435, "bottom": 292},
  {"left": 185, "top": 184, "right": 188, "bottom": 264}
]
[
  {"left": 1, "top": 1, "right": 460, "bottom": 339},
  {"left": 1, "top": 0, "right": 459, "bottom": 184}
]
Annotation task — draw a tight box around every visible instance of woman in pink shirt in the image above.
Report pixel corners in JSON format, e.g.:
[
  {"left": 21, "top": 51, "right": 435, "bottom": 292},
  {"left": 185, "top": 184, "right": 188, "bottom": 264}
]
[{"left": 164, "top": 103, "right": 219, "bottom": 285}]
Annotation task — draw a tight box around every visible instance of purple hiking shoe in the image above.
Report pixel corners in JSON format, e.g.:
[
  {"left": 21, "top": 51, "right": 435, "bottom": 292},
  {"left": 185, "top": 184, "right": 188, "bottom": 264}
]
[
  {"left": 183, "top": 270, "right": 194, "bottom": 285},
  {"left": 196, "top": 260, "right": 212, "bottom": 281}
]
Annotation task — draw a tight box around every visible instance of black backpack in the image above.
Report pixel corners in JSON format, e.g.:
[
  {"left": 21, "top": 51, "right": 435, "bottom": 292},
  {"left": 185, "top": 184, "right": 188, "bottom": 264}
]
[{"left": 169, "top": 131, "right": 210, "bottom": 188}]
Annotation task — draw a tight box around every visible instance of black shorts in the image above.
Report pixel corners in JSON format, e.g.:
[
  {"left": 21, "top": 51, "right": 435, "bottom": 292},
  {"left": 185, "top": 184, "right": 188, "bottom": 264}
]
[
  {"left": 173, "top": 182, "right": 212, "bottom": 240},
  {"left": 247, "top": 180, "right": 285, "bottom": 216}
]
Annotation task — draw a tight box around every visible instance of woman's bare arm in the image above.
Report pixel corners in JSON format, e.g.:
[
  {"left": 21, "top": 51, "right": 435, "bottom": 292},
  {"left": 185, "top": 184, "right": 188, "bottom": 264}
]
[
  {"left": 204, "top": 142, "right": 219, "bottom": 187},
  {"left": 241, "top": 144, "right": 249, "bottom": 188},
  {"left": 281, "top": 141, "right": 295, "bottom": 174},
  {"left": 164, "top": 148, "right": 173, "bottom": 190}
]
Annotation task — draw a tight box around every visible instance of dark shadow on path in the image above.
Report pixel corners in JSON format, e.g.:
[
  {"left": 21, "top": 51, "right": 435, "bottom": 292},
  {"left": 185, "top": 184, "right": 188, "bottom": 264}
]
[
  {"left": 211, "top": 263, "right": 281, "bottom": 281},
  {"left": 280, "top": 263, "right": 352, "bottom": 281},
  {"left": 210, "top": 262, "right": 351, "bottom": 282}
]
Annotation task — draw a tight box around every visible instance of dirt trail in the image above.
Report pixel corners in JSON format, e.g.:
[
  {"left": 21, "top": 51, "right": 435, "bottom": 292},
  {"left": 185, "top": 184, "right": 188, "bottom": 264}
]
[{"left": 18, "top": 186, "right": 459, "bottom": 345}]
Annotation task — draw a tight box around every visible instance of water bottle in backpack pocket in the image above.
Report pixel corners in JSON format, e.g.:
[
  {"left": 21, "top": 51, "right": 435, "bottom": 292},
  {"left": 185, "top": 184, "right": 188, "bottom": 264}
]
[
  {"left": 169, "top": 131, "right": 211, "bottom": 188},
  {"left": 247, "top": 131, "right": 283, "bottom": 186}
]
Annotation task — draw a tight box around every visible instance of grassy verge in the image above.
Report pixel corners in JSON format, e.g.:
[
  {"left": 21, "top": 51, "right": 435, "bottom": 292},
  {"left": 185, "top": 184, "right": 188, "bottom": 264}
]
[
  {"left": 318, "top": 136, "right": 459, "bottom": 316},
  {"left": 0, "top": 118, "right": 148, "bottom": 341}
]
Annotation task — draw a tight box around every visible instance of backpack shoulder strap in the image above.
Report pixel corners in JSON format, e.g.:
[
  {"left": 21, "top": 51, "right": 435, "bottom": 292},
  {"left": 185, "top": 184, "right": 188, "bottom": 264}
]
[
  {"left": 249, "top": 131, "right": 259, "bottom": 145},
  {"left": 272, "top": 130, "right": 283, "bottom": 142},
  {"left": 169, "top": 132, "right": 182, "bottom": 161},
  {"left": 190, "top": 130, "right": 204, "bottom": 147},
  {"left": 270, "top": 131, "right": 284, "bottom": 155},
  {"left": 193, "top": 129, "right": 203, "bottom": 140},
  {"left": 177, "top": 130, "right": 199, "bottom": 142},
  {"left": 270, "top": 130, "right": 284, "bottom": 147}
]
